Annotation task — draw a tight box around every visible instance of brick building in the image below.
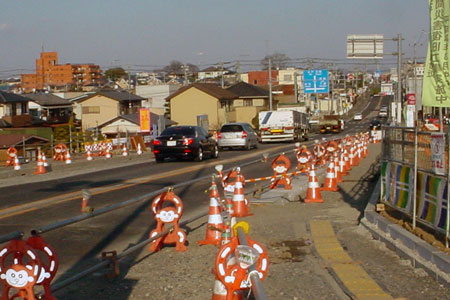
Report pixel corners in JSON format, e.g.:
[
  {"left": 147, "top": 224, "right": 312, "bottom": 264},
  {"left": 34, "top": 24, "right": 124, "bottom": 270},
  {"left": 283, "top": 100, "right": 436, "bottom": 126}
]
[
  {"left": 21, "top": 52, "right": 102, "bottom": 92},
  {"left": 247, "top": 70, "right": 279, "bottom": 86}
]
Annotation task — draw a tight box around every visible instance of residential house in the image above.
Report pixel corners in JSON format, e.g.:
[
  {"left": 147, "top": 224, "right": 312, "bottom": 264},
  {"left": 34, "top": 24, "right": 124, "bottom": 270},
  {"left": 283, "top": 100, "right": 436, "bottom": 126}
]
[
  {"left": 198, "top": 67, "right": 229, "bottom": 80},
  {"left": 97, "top": 113, "right": 176, "bottom": 139},
  {"left": 247, "top": 70, "right": 279, "bottom": 86},
  {"left": 0, "top": 91, "right": 31, "bottom": 127},
  {"left": 0, "top": 134, "right": 49, "bottom": 163},
  {"left": 225, "top": 82, "right": 270, "bottom": 127},
  {"left": 23, "top": 93, "right": 73, "bottom": 124},
  {"left": 75, "top": 90, "right": 145, "bottom": 131},
  {"left": 166, "top": 83, "right": 237, "bottom": 130},
  {"left": 135, "top": 84, "right": 180, "bottom": 115}
]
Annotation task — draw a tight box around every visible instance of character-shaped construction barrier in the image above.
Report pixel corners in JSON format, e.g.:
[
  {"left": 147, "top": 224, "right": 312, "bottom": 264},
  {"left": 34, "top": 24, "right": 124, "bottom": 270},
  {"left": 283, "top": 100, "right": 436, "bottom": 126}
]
[
  {"left": 53, "top": 144, "right": 67, "bottom": 162},
  {"left": 313, "top": 140, "right": 326, "bottom": 166},
  {"left": 295, "top": 144, "right": 313, "bottom": 173},
  {"left": 149, "top": 188, "right": 187, "bottom": 252},
  {"left": 270, "top": 154, "right": 292, "bottom": 190},
  {"left": 0, "top": 236, "right": 58, "bottom": 300},
  {"left": 214, "top": 228, "right": 269, "bottom": 300}
]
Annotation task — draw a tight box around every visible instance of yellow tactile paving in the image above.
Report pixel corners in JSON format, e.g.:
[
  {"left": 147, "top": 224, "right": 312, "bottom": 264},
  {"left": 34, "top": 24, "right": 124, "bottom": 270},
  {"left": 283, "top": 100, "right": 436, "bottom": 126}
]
[{"left": 310, "top": 220, "right": 394, "bottom": 300}]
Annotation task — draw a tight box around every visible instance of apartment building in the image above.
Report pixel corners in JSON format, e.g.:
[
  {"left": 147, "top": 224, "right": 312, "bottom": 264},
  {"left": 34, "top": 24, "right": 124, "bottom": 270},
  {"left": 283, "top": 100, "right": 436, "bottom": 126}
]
[{"left": 21, "top": 52, "right": 102, "bottom": 92}]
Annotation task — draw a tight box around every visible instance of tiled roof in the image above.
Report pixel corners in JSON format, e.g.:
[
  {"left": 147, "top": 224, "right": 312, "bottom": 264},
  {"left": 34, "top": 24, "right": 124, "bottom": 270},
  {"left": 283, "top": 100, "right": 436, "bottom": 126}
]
[
  {"left": 76, "top": 90, "right": 146, "bottom": 103},
  {"left": 166, "top": 83, "right": 237, "bottom": 101},
  {"left": 0, "top": 91, "right": 29, "bottom": 104},
  {"left": 0, "top": 134, "right": 49, "bottom": 147},
  {"left": 23, "top": 93, "right": 71, "bottom": 106},
  {"left": 226, "top": 82, "right": 269, "bottom": 98}
]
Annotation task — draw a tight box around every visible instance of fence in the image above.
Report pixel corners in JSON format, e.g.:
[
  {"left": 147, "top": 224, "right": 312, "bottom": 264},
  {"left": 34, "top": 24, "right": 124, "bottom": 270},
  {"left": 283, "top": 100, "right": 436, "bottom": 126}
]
[{"left": 380, "top": 126, "right": 450, "bottom": 247}]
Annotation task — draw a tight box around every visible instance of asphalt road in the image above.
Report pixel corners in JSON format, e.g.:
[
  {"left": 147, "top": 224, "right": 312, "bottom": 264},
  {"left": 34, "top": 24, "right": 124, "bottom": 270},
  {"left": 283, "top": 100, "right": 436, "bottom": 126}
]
[{"left": 0, "top": 95, "right": 382, "bottom": 285}]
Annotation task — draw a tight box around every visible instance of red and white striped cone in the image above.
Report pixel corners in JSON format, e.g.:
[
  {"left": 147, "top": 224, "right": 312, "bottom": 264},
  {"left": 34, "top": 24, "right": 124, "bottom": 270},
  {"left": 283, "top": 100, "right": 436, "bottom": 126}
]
[
  {"left": 344, "top": 148, "right": 352, "bottom": 172},
  {"left": 232, "top": 172, "right": 252, "bottom": 217},
  {"left": 122, "top": 144, "right": 128, "bottom": 157},
  {"left": 34, "top": 150, "right": 47, "bottom": 175},
  {"left": 334, "top": 154, "right": 343, "bottom": 183},
  {"left": 105, "top": 147, "right": 112, "bottom": 159},
  {"left": 198, "top": 181, "right": 224, "bottom": 246},
  {"left": 86, "top": 150, "right": 93, "bottom": 161},
  {"left": 348, "top": 146, "right": 357, "bottom": 167},
  {"left": 321, "top": 161, "right": 339, "bottom": 192},
  {"left": 339, "top": 152, "right": 349, "bottom": 176},
  {"left": 363, "top": 140, "right": 368, "bottom": 158},
  {"left": 304, "top": 163, "right": 324, "bottom": 203},
  {"left": 65, "top": 151, "right": 72, "bottom": 164},
  {"left": 13, "top": 156, "right": 21, "bottom": 171}
]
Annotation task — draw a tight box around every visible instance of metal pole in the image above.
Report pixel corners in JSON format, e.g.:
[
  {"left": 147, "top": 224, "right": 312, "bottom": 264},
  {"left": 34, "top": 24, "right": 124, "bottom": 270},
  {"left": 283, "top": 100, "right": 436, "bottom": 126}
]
[
  {"left": 236, "top": 227, "right": 268, "bottom": 300},
  {"left": 269, "top": 58, "right": 272, "bottom": 111},
  {"left": 396, "top": 33, "right": 403, "bottom": 125},
  {"left": 294, "top": 72, "right": 298, "bottom": 103},
  {"left": 447, "top": 131, "right": 450, "bottom": 247},
  {"left": 413, "top": 127, "right": 418, "bottom": 230}
]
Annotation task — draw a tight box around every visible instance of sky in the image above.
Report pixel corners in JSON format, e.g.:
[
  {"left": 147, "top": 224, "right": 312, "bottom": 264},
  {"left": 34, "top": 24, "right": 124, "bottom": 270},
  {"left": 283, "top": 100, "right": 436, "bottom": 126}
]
[{"left": 0, "top": 0, "right": 429, "bottom": 77}]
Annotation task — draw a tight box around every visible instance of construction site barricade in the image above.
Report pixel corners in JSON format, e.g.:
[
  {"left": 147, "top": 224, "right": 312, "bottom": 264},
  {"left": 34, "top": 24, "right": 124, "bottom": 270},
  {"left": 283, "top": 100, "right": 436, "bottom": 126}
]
[
  {"left": 83, "top": 140, "right": 113, "bottom": 158},
  {"left": 149, "top": 188, "right": 187, "bottom": 252}
]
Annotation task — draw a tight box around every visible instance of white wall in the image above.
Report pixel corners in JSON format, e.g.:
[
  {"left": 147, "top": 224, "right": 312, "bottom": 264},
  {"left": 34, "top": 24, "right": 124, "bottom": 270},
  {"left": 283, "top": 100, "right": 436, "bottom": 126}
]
[{"left": 136, "top": 84, "right": 180, "bottom": 109}]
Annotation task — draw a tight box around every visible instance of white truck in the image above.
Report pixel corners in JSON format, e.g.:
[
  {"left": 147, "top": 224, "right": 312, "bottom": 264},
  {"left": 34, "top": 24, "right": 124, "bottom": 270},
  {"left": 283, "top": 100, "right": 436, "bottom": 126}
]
[{"left": 258, "top": 110, "right": 309, "bottom": 143}]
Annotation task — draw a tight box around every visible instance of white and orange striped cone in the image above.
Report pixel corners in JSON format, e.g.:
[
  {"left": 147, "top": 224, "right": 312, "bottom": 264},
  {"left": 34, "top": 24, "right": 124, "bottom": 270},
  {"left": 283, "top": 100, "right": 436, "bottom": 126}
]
[
  {"left": 86, "top": 150, "right": 93, "bottom": 161},
  {"left": 105, "top": 147, "right": 112, "bottom": 159},
  {"left": 348, "top": 146, "right": 357, "bottom": 167},
  {"left": 339, "top": 152, "right": 349, "bottom": 176},
  {"left": 231, "top": 172, "right": 252, "bottom": 217},
  {"left": 321, "top": 161, "right": 339, "bottom": 192},
  {"left": 334, "top": 154, "right": 343, "bottom": 183},
  {"left": 137, "top": 143, "right": 142, "bottom": 155},
  {"left": 198, "top": 181, "right": 224, "bottom": 246},
  {"left": 34, "top": 150, "right": 47, "bottom": 175},
  {"left": 344, "top": 148, "right": 352, "bottom": 172},
  {"left": 13, "top": 156, "right": 21, "bottom": 171},
  {"left": 304, "top": 163, "right": 324, "bottom": 203},
  {"left": 42, "top": 153, "right": 49, "bottom": 167},
  {"left": 122, "top": 144, "right": 128, "bottom": 157},
  {"left": 65, "top": 151, "right": 72, "bottom": 164}
]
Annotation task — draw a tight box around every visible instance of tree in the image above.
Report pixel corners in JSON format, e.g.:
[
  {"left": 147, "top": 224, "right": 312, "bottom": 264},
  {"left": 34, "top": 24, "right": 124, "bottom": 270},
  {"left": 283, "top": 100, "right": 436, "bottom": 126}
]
[
  {"left": 104, "top": 68, "right": 127, "bottom": 81},
  {"left": 159, "top": 61, "right": 199, "bottom": 74},
  {"left": 260, "top": 52, "right": 291, "bottom": 70}
]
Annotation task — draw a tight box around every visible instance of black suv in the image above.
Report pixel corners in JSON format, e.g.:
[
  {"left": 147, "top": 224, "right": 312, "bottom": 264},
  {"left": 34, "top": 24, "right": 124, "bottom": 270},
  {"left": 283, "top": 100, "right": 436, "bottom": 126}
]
[{"left": 152, "top": 126, "right": 219, "bottom": 162}]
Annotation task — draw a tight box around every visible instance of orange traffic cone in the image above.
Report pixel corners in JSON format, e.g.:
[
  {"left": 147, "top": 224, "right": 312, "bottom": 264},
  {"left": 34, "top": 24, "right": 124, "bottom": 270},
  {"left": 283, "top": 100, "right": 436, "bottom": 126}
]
[
  {"left": 105, "top": 147, "right": 112, "bottom": 159},
  {"left": 321, "top": 161, "right": 339, "bottom": 192},
  {"left": 42, "top": 153, "right": 49, "bottom": 167},
  {"left": 122, "top": 144, "right": 128, "bottom": 156},
  {"left": 339, "top": 152, "right": 349, "bottom": 176},
  {"left": 304, "top": 163, "right": 324, "bottom": 203},
  {"left": 232, "top": 172, "right": 252, "bottom": 217},
  {"left": 13, "top": 156, "right": 21, "bottom": 171},
  {"left": 198, "top": 180, "right": 224, "bottom": 246},
  {"left": 86, "top": 150, "right": 93, "bottom": 161},
  {"left": 34, "top": 150, "right": 47, "bottom": 175},
  {"left": 65, "top": 151, "right": 72, "bottom": 164},
  {"left": 334, "top": 154, "right": 343, "bottom": 183}
]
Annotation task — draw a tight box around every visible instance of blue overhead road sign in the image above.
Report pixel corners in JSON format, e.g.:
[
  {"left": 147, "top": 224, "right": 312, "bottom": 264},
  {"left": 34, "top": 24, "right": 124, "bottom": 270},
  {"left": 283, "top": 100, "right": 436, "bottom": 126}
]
[{"left": 303, "top": 69, "right": 329, "bottom": 94}]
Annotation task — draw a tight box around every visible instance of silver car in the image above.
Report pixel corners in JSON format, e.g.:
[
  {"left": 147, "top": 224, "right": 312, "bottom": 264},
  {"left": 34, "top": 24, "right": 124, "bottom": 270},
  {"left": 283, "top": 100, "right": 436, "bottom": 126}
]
[{"left": 217, "top": 123, "right": 259, "bottom": 150}]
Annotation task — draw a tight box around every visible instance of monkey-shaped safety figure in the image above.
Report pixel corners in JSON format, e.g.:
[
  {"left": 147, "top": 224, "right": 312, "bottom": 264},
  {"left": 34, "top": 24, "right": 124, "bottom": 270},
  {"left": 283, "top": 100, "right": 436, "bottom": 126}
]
[
  {"left": 312, "top": 140, "right": 326, "bottom": 166},
  {"left": 270, "top": 154, "right": 292, "bottom": 190},
  {"left": 149, "top": 188, "right": 187, "bottom": 252},
  {"left": 295, "top": 143, "right": 313, "bottom": 173}
]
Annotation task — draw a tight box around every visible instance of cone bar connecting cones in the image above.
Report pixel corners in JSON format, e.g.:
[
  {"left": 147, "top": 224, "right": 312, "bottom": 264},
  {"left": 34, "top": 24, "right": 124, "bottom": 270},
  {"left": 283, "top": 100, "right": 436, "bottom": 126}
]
[
  {"left": 198, "top": 180, "right": 224, "bottom": 245},
  {"left": 304, "top": 163, "right": 324, "bottom": 203}
]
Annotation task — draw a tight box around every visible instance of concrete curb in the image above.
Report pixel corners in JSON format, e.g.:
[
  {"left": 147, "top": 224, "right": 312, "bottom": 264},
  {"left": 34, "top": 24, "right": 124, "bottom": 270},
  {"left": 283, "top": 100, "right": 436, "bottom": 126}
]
[{"left": 360, "top": 178, "right": 450, "bottom": 287}]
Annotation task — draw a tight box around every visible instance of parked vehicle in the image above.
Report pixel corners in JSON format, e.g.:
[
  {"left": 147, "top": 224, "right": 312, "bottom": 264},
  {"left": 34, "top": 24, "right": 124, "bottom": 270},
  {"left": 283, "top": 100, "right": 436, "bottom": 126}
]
[
  {"left": 258, "top": 110, "right": 309, "bottom": 143},
  {"left": 217, "top": 122, "right": 258, "bottom": 150},
  {"left": 353, "top": 113, "right": 363, "bottom": 121},
  {"left": 152, "top": 126, "right": 218, "bottom": 162}
]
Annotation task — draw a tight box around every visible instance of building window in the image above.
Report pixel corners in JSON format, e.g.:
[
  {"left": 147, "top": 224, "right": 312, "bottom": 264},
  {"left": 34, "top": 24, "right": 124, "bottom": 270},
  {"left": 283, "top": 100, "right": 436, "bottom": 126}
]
[
  {"left": 243, "top": 99, "right": 252, "bottom": 107},
  {"left": 253, "top": 80, "right": 258, "bottom": 85},
  {"left": 82, "top": 106, "right": 100, "bottom": 114},
  {"left": 284, "top": 75, "right": 292, "bottom": 81}
]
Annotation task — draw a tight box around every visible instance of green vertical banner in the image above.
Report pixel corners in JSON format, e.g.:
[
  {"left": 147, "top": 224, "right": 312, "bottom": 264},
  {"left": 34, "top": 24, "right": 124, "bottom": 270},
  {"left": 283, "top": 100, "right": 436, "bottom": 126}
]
[{"left": 422, "top": 0, "right": 450, "bottom": 107}]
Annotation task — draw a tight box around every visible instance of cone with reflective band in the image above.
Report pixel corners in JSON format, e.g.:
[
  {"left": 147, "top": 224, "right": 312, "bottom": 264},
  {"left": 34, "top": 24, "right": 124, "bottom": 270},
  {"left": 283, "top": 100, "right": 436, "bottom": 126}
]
[
  {"left": 122, "top": 144, "right": 128, "bottom": 156},
  {"left": 105, "top": 147, "right": 112, "bottom": 159},
  {"left": 339, "top": 152, "right": 349, "bottom": 176},
  {"left": 34, "top": 150, "right": 47, "bottom": 175},
  {"left": 334, "top": 154, "right": 343, "bottom": 183},
  {"left": 198, "top": 181, "right": 224, "bottom": 245},
  {"left": 65, "top": 151, "right": 72, "bottom": 164},
  {"left": 13, "top": 156, "right": 21, "bottom": 171},
  {"left": 42, "top": 153, "right": 49, "bottom": 167},
  {"left": 231, "top": 172, "right": 252, "bottom": 217},
  {"left": 321, "top": 161, "right": 339, "bottom": 192},
  {"left": 304, "top": 163, "right": 324, "bottom": 203},
  {"left": 348, "top": 146, "right": 357, "bottom": 167},
  {"left": 86, "top": 150, "right": 93, "bottom": 161}
]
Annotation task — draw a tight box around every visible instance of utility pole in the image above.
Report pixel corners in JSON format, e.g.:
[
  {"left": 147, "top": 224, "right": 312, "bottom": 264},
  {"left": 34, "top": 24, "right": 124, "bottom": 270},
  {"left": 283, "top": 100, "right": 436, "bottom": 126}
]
[
  {"left": 294, "top": 71, "right": 298, "bottom": 103},
  {"left": 183, "top": 64, "right": 189, "bottom": 86},
  {"left": 269, "top": 58, "right": 273, "bottom": 111},
  {"left": 220, "top": 62, "right": 224, "bottom": 88},
  {"left": 396, "top": 33, "right": 403, "bottom": 125}
]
